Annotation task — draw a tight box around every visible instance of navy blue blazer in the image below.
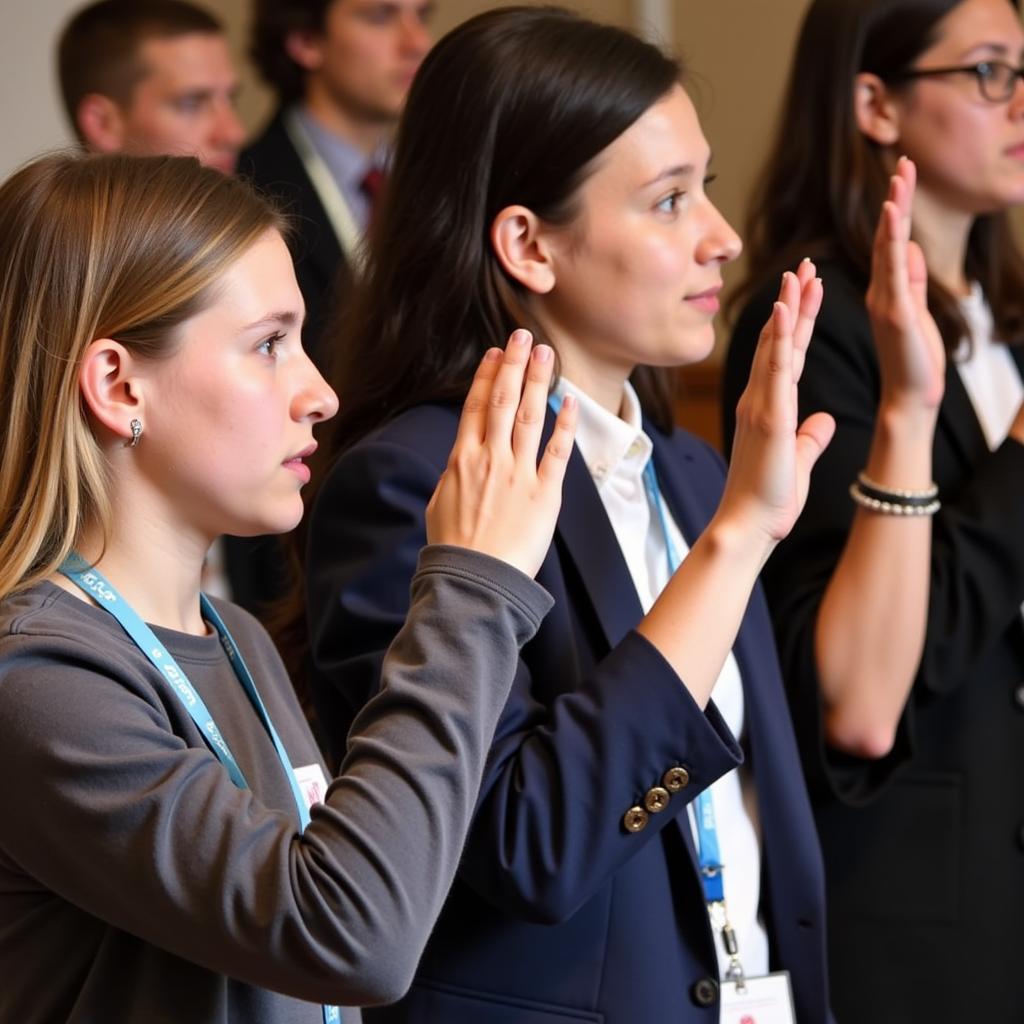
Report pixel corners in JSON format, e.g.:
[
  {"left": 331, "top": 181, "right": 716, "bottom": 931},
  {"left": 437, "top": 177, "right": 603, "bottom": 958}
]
[{"left": 306, "top": 403, "right": 831, "bottom": 1023}]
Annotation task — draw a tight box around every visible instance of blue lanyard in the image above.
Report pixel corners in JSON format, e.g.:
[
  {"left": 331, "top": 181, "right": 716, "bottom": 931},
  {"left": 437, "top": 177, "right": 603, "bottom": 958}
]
[
  {"left": 552, "top": 395, "right": 728, "bottom": 907},
  {"left": 640, "top": 462, "right": 726, "bottom": 906},
  {"left": 60, "top": 557, "right": 341, "bottom": 1024}
]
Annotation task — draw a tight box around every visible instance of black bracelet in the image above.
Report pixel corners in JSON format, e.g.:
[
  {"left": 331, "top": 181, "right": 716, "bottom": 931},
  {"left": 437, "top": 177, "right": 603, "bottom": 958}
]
[
  {"left": 855, "top": 472, "right": 939, "bottom": 508},
  {"left": 849, "top": 481, "right": 940, "bottom": 516}
]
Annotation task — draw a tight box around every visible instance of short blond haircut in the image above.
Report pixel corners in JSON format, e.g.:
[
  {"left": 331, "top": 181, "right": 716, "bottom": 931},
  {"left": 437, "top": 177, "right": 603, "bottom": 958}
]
[{"left": 0, "top": 152, "right": 284, "bottom": 600}]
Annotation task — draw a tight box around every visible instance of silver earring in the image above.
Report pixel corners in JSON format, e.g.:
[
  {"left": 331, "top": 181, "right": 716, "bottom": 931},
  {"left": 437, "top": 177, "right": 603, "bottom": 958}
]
[{"left": 126, "top": 418, "right": 142, "bottom": 448}]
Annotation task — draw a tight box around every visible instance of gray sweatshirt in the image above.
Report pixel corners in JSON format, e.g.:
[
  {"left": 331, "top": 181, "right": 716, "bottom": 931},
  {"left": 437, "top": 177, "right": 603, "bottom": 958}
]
[{"left": 0, "top": 545, "right": 551, "bottom": 1024}]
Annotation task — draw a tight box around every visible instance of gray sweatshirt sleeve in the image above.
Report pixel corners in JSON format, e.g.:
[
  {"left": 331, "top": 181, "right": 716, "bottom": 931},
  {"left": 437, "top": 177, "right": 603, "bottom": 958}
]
[{"left": 0, "top": 545, "right": 551, "bottom": 1008}]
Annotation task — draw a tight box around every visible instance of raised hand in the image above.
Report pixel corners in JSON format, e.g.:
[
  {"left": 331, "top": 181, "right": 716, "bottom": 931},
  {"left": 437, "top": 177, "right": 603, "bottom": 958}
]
[
  {"left": 866, "top": 156, "right": 945, "bottom": 412},
  {"left": 721, "top": 264, "right": 836, "bottom": 547},
  {"left": 426, "top": 329, "right": 577, "bottom": 577}
]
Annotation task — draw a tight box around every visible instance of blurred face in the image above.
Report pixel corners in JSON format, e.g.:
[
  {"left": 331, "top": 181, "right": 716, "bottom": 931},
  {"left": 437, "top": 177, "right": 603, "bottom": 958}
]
[
  {"left": 115, "top": 33, "right": 245, "bottom": 173},
  {"left": 891, "top": 0, "right": 1024, "bottom": 215},
  {"left": 138, "top": 231, "right": 338, "bottom": 541},
  {"left": 539, "top": 85, "right": 741, "bottom": 384},
  {"left": 312, "top": 0, "right": 434, "bottom": 122}
]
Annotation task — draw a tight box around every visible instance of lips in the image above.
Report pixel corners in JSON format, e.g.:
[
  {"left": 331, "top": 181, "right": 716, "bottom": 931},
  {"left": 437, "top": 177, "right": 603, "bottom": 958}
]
[
  {"left": 684, "top": 284, "right": 723, "bottom": 313},
  {"left": 283, "top": 443, "right": 316, "bottom": 483}
]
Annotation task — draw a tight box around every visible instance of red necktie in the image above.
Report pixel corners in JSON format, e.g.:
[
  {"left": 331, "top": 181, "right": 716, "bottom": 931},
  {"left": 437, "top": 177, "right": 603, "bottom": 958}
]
[{"left": 360, "top": 166, "right": 387, "bottom": 231}]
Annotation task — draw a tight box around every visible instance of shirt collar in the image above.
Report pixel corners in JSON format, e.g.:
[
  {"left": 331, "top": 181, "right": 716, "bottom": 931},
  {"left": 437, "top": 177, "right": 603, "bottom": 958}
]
[
  {"left": 291, "top": 104, "right": 389, "bottom": 193},
  {"left": 555, "top": 378, "right": 652, "bottom": 485}
]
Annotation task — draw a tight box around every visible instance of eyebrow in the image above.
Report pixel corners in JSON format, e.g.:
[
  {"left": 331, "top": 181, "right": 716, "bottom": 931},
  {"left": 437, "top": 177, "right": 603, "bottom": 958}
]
[
  {"left": 961, "top": 42, "right": 1024, "bottom": 60},
  {"left": 239, "top": 311, "right": 301, "bottom": 334},
  {"left": 640, "top": 156, "right": 712, "bottom": 190}
]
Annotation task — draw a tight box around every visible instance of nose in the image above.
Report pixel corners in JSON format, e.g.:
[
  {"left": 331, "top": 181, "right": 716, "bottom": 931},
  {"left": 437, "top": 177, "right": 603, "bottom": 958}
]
[
  {"left": 1008, "top": 70, "right": 1024, "bottom": 118},
  {"left": 293, "top": 350, "right": 340, "bottom": 424},
  {"left": 696, "top": 198, "right": 742, "bottom": 266},
  {"left": 211, "top": 99, "right": 246, "bottom": 157},
  {"left": 399, "top": 13, "right": 431, "bottom": 59}
]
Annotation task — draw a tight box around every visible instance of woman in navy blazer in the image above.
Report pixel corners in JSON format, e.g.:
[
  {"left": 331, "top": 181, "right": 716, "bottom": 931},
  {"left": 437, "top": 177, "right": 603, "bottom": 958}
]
[{"left": 302, "top": 8, "right": 853, "bottom": 1021}]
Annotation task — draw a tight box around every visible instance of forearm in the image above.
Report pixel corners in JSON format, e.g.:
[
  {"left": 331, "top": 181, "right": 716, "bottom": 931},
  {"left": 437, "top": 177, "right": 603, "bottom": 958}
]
[
  {"left": 814, "top": 404, "right": 935, "bottom": 756},
  {"left": 290, "top": 546, "right": 551, "bottom": 1003},
  {"left": 637, "top": 515, "right": 774, "bottom": 708}
]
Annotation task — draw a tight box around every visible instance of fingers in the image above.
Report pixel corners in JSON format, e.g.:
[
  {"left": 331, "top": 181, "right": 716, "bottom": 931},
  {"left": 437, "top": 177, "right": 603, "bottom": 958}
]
[
  {"left": 907, "top": 239, "right": 929, "bottom": 311},
  {"left": 511, "top": 343, "right": 555, "bottom": 460},
  {"left": 486, "top": 328, "right": 535, "bottom": 446},
  {"left": 454, "top": 346, "right": 503, "bottom": 447},
  {"left": 750, "top": 288, "right": 794, "bottom": 392},
  {"left": 537, "top": 392, "right": 577, "bottom": 488},
  {"left": 793, "top": 262, "right": 823, "bottom": 371},
  {"left": 766, "top": 300, "right": 795, "bottom": 416},
  {"left": 870, "top": 156, "right": 917, "bottom": 308}
]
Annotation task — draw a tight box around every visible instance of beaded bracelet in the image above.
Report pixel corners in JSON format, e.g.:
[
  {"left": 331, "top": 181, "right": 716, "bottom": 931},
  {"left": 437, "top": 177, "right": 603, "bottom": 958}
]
[
  {"left": 857, "top": 472, "right": 938, "bottom": 501},
  {"left": 849, "top": 478, "right": 940, "bottom": 516}
]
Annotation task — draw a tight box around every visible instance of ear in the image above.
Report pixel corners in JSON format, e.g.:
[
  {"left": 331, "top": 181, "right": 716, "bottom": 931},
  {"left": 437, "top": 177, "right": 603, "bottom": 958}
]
[
  {"left": 854, "top": 72, "right": 902, "bottom": 147},
  {"left": 78, "top": 339, "right": 145, "bottom": 447},
  {"left": 76, "top": 94, "right": 128, "bottom": 154},
  {"left": 284, "top": 29, "right": 325, "bottom": 73},
  {"left": 490, "top": 205, "right": 557, "bottom": 295}
]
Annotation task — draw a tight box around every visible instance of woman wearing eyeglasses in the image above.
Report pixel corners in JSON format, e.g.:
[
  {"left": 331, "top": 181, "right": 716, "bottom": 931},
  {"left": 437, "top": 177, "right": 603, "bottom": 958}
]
[{"left": 723, "top": 0, "right": 1024, "bottom": 1021}]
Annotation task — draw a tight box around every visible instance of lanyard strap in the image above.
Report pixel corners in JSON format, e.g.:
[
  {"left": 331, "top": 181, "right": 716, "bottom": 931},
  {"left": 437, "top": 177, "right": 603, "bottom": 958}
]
[
  {"left": 59, "top": 557, "right": 341, "bottom": 1023},
  {"left": 639, "top": 464, "right": 745, "bottom": 983},
  {"left": 283, "top": 108, "right": 366, "bottom": 270}
]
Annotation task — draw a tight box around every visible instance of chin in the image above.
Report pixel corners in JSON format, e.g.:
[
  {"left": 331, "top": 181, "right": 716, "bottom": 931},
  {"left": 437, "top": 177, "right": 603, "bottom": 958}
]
[{"left": 672, "top": 329, "right": 717, "bottom": 368}]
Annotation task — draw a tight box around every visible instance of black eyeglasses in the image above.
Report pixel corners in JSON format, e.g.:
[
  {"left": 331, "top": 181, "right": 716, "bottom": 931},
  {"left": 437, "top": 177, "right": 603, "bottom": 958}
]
[{"left": 893, "top": 60, "right": 1024, "bottom": 103}]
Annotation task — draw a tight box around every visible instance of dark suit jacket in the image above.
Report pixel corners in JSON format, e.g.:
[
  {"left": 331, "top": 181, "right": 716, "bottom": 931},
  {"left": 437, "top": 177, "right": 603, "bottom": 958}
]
[
  {"left": 239, "top": 108, "right": 352, "bottom": 373},
  {"left": 306, "top": 403, "right": 831, "bottom": 1023},
  {"left": 725, "top": 259, "right": 1024, "bottom": 1023},
  {"left": 230, "top": 109, "right": 354, "bottom": 616}
]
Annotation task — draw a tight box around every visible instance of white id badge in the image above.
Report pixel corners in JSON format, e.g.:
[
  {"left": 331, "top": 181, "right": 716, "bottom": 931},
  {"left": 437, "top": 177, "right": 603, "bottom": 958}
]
[
  {"left": 293, "top": 762, "right": 330, "bottom": 813},
  {"left": 720, "top": 971, "right": 796, "bottom": 1024}
]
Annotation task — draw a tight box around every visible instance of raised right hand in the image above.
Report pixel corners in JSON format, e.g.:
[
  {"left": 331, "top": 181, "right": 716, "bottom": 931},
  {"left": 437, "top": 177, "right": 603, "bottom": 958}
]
[
  {"left": 425, "top": 329, "right": 577, "bottom": 578},
  {"left": 719, "top": 263, "right": 835, "bottom": 552},
  {"left": 865, "top": 156, "right": 945, "bottom": 413}
]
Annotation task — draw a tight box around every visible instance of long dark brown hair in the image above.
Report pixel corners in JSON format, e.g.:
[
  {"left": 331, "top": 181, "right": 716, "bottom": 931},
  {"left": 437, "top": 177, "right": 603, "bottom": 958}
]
[
  {"left": 324, "top": 4, "right": 683, "bottom": 456},
  {"left": 733, "top": 0, "right": 1024, "bottom": 352},
  {"left": 273, "top": 5, "right": 686, "bottom": 708}
]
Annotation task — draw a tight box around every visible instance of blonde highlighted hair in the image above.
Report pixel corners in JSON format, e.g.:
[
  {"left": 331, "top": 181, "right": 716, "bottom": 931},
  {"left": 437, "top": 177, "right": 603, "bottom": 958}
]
[{"left": 0, "top": 152, "right": 283, "bottom": 601}]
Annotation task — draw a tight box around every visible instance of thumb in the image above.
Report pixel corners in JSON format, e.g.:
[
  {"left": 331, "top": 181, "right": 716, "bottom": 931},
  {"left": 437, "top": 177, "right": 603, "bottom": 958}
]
[{"left": 794, "top": 411, "right": 836, "bottom": 481}]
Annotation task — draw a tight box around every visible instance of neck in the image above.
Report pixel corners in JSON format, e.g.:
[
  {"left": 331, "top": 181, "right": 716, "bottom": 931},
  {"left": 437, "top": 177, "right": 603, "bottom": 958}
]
[
  {"left": 54, "top": 500, "right": 212, "bottom": 637},
  {"left": 548, "top": 328, "right": 630, "bottom": 419},
  {"left": 301, "top": 89, "right": 391, "bottom": 157},
  {"left": 911, "top": 184, "right": 974, "bottom": 297}
]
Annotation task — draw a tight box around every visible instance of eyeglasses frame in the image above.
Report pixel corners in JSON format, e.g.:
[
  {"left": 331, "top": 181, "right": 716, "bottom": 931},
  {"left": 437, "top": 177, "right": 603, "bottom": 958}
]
[{"left": 889, "top": 59, "right": 1024, "bottom": 103}]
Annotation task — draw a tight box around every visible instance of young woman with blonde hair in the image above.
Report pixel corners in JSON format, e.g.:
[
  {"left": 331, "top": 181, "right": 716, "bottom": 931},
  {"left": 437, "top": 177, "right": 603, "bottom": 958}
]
[{"left": 0, "top": 151, "right": 575, "bottom": 1023}]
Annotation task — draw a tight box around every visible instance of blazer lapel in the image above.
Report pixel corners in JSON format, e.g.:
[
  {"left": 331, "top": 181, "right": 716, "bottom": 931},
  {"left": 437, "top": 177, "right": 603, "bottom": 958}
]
[
  {"left": 546, "top": 410, "right": 645, "bottom": 650},
  {"left": 645, "top": 426, "right": 718, "bottom": 546},
  {"left": 937, "top": 359, "right": 988, "bottom": 471}
]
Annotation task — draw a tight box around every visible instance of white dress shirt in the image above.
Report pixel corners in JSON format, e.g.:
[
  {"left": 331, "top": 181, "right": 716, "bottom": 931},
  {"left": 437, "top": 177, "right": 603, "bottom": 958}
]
[
  {"left": 956, "top": 282, "right": 1023, "bottom": 451},
  {"left": 555, "top": 378, "right": 769, "bottom": 983}
]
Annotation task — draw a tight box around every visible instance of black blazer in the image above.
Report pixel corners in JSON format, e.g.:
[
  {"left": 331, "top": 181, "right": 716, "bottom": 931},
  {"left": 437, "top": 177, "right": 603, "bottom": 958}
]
[
  {"left": 239, "top": 108, "right": 352, "bottom": 372},
  {"left": 305, "top": 403, "right": 832, "bottom": 1023},
  {"left": 725, "top": 259, "right": 1024, "bottom": 1023},
  {"left": 227, "top": 110, "right": 354, "bottom": 616}
]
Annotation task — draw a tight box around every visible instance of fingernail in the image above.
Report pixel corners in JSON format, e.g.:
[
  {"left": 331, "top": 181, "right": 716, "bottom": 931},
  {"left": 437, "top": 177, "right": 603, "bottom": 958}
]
[
  {"left": 801, "top": 256, "right": 811, "bottom": 263},
  {"left": 484, "top": 348, "right": 502, "bottom": 361},
  {"left": 512, "top": 328, "right": 532, "bottom": 346},
  {"left": 561, "top": 394, "right": 576, "bottom": 411},
  {"left": 533, "top": 345, "right": 551, "bottom": 363}
]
